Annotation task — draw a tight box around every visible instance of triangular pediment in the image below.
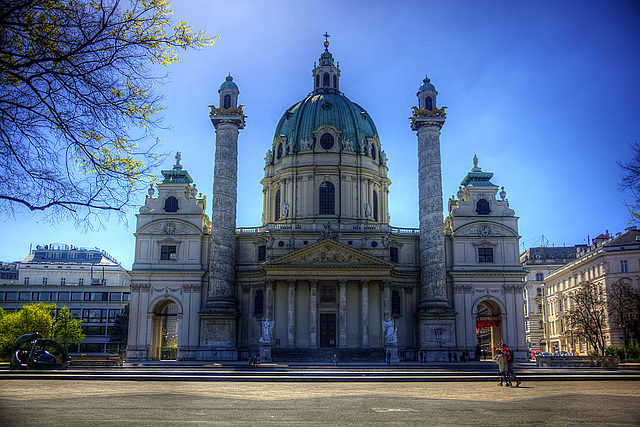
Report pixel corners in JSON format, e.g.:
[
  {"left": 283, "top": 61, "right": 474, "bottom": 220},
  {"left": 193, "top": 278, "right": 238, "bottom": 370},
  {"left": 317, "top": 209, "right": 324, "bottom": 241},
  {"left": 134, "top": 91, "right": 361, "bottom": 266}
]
[{"left": 264, "top": 239, "right": 393, "bottom": 269}]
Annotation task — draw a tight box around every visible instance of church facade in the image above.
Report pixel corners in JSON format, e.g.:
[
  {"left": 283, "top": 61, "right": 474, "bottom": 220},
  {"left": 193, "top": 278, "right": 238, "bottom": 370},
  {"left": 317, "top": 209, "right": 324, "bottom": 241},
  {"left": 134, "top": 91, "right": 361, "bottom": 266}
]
[{"left": 126, "top": 40, "right": 526, "bottom": 362}]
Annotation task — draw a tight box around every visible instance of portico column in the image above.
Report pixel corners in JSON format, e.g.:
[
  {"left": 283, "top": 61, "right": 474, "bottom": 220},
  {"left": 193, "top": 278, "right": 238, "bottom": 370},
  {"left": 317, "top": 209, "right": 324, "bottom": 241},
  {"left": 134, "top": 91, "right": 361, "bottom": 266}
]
[
  {"left": 339, "top": 279, "right": 347, "bottom": 347},
  {"left": 309, "top": 280, "right": 318, "bottom": 348},
  {"left": 265, "top": 279, "right": 274, "bottom": 321},
  {"left": 383, "top": 279, "right": 391, "bottom": 320},
  {"left": 287, "top": 279, "right": 296, "bottom": 347},
  {"left": 361, "top": 280, "right": 369, "bottom": 347}
]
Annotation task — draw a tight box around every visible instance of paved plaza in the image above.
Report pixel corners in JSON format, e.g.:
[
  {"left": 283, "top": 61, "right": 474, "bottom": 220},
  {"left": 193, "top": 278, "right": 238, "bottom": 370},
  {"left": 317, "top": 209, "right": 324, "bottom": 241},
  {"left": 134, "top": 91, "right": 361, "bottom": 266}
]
[{"left": 1, "top": 380, "right": 639, "bottom": 426}]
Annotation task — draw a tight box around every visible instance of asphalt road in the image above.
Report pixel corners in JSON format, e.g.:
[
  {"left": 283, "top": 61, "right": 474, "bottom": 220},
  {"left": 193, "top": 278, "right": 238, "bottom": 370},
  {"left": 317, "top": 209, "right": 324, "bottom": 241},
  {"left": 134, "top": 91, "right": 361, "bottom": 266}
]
[{"left": 1, "top": 380, "right": 639, "bottom": 426}]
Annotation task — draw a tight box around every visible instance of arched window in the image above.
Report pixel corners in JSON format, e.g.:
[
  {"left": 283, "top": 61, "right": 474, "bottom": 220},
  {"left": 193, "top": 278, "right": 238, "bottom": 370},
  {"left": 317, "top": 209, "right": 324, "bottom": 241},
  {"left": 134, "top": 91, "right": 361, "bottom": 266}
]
[
  {"left": 223, "top": 94, "right": 231, "bottom": 109},
  {"left": 323, "top": 72, "right": 329, "bottom": 88},
  {"left": 315, "top": 74, "right": 320, "bottom": 89},
  {"left": 163, "top": 196, "right": 179, "bottom": 212},
  {"left": 319, "top": 182, "right": 335, "bottom": 215},
  {"left": 425, "top": 96, "right": 433, "bottom": 110},
  {"left": 392, "top": 290, "right": 401, "bottom": 316},
  {"left": 275, "top": 190, "right": 281, "bottom": 221},
  {"left": 254, "top": 290, "right": 264, "bottom": 317},
  {"left": 370, "top": 144, "right": 377, "bottom": 160},
  {"left": 475, "top": 199, "right": 490, "bottom": 215},
  {"left": 320, "top": 133, "right": 334, "bottom": 150},
  {"left": 536, "top": 273, "right": 544, "bottom": 281},
  {"left": 277, "top": 143, "right": 283, "bottom": 159},
  {"left": 372, "top": 190, "right": 378, "bottom": 221},
  {"left": 332, "top": 74, "right": 337, "bottom": 88}
]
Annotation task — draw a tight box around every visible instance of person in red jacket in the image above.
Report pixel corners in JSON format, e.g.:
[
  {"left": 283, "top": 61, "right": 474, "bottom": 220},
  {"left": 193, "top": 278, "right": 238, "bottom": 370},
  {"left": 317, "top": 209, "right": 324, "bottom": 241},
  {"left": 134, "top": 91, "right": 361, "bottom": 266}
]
[{"left": 499, "top": 342, "right": 521, "bottom": 387}]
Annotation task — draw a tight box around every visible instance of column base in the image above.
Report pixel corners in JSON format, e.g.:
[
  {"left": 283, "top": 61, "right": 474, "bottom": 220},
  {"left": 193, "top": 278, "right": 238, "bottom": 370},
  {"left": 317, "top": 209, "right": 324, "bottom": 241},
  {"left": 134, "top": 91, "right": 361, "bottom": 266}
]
[
  {"left": 419, "top": 312, "right": 456, "bottom": 353},
  {"left": 260, "top": 344, "right": 272, "bottom": 362},
  {"left": 198, "top": 313, "right": 238, "bottom": 360}
]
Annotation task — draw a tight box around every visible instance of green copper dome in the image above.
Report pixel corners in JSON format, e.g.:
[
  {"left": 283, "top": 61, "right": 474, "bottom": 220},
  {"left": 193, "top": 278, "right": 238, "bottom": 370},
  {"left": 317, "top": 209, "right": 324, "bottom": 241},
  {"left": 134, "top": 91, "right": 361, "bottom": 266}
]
[
  {"left": 418, "top": 76, "right": 436, "bottom": 93},
  {"left": 219, "top": 74, "right": 238, "bottom": 92},
  {"left": 274, "top": 93, "right": 378, "bottom": 152}
]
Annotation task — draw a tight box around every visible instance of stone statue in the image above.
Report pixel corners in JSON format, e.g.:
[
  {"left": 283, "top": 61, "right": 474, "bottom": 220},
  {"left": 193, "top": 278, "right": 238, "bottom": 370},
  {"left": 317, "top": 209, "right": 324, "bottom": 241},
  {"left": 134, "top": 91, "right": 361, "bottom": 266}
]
[
  {"left": 343, "top": 139, "right": 354, "bottom": 152},
  {"left": 473, "top": 154, "right": 478, "bottom": 169},
  {"left": 382, "top": 318, "right": 398, "bottom": 344},
  {"left": 260, "top": 319, "right": 273, "bottom": 344},
  {"left": 264, "top": 149, "right": 273, "bottom": 165},
  {"left": 364, "top": 203, "right": 372, "bottom": 219},
  {"left": 288, "top": 234, "right": 296, "bottom": 248},
  {"left": 175, "top": 151, "right": 182, "bottom": 168},
  {"left": 380, "top": 150, "right": 387, "bottom": 165},
  {"left": 300, "top": 139, "right": 312, "bottom": 151},
  {"left": 281, "top": 202, "right": 289, "bottom": 218}
]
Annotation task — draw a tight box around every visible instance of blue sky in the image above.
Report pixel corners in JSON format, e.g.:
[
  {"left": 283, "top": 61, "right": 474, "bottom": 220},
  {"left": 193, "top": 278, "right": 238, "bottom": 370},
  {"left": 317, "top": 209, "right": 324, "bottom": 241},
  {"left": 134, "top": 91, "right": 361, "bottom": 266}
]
[{"left": 2, "top": 0, "right": 639, "bottom": 268}]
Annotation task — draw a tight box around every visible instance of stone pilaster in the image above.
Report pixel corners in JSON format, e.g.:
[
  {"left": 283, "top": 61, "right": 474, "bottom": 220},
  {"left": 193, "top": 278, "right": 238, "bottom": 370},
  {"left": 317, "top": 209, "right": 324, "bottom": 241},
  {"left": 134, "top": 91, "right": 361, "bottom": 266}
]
[
  {"left": 309, "top": 280, "right": 318, "bottom": 348},
  {"left": 287, "top": 279, "right": 296, "bottom": 346},
  {"left": 339, "top": 279, "right": 347, "bottom": 347},
  {"left": 360, "top": 280, "right": 369, "bottom": 347}
]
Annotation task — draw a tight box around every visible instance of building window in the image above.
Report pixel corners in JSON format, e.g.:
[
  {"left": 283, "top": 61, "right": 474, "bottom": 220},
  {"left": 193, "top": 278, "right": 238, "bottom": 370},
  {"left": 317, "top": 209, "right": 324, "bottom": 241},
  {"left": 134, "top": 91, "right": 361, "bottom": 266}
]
[
  {"left": 5, "top": 292, "right": 17, "bottom": 301},
  {"left": 621, "top": 260, "right": 628, "bottom": 273},
  {"left": 274, "top": 190, "right": 281, "bottom": 221},
  {"left": 320, "top": 133, "right": 334, "bottom": 150},
  {"left": 332, "top": 74, "right": 337, "bottom": 88},
  {"left": 277, "top": 143, "right": 283, "bottom": 159},
  {"left": 373, "top": 190, "right": 378, "bottom": 221},
  {"left": 23, "top": 277, "right": 29, "bottom": 285},
  {"left": 315, "top": 74, "right": 319, "bottom": 89},
  {"left": 223, "top": 94, "right": 231, "bottom": 109},
  {"left": 60, "top": 278, "right": 66, "bottom": 286},
  {"left": 84, "top": 292, "right": 108, "bottom": 301},
  {"left": 392, "top": 290, "right": 401, "bottom": 316},
  {"left": 71, "top": 292, "right": 82, "bottom": 301},
  {"left": 108, "top": 309, "right": 121, "bottom": 322},
  {"left": 78, "top": 278, "right": 83, "bottom": 285},
  {"left": 323, "top": 72, "right": 329, "bottom": 88},
  {"left": 58, "top": 292, "right": 70, "bottom": 301},
  {"left": 390, "top": 247, "right": 399, "bottom": 263},
  {"left": 42, "top": 277, "right": 47, "bottom": 285},
  {"left": 19, "top": 292, "right": 30, "bottom": 301},
  {"left": 122, "top": 292, "right": 130, "bottom": 301},
  {"left": 110, "top": 292, "right": 121, "bottom": 301},
  {"left": 319, "top": 182, "right": 335, "bottom": 215},
  {"left": 254, "top": 289, "right": 264, "bottom": 317},
  {"left": 426, "top": 96, "right": 433, "bottom": 110},
  {"left": 163, "top": 196, "right": 179, "bottom": 212},
  {"left": 475, "top": 199, "right": 490, "bottom": 215},
  {"left": 536, "top": 273, "right": 544, "bottom": 281},
  {"left": 258, "top": 245, "right": 266, "bottom": 262},
  {"left": 161, "top": 245, "right": 177, "bottom": 261},
  {"left": 478, "top": 247, "right": 494, "bottom": 263}
]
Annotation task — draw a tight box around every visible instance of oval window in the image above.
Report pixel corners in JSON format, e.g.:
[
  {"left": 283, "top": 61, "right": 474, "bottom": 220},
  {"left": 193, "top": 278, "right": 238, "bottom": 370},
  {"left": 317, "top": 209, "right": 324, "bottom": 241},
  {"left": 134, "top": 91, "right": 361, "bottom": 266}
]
[{"left": 320, "top": 133, "right": 334, "bottom": 150}]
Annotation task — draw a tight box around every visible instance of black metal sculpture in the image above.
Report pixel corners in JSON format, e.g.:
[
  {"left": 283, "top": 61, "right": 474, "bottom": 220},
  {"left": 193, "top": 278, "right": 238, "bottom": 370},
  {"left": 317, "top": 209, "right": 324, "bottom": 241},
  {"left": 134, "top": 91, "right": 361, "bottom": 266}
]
[{"left": 10, "top": 333, "right": 71, "bottom": 370}]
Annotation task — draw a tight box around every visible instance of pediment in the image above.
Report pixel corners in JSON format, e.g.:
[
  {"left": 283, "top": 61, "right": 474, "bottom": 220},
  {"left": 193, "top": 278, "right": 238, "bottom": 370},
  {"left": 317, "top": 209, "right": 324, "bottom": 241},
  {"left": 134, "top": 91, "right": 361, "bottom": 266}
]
[
  {"left": 137, "top": 219, "right": 201, "bottom": 235},
  {"left": 264, "top": 239, "right": 393, "bottom": 269}
]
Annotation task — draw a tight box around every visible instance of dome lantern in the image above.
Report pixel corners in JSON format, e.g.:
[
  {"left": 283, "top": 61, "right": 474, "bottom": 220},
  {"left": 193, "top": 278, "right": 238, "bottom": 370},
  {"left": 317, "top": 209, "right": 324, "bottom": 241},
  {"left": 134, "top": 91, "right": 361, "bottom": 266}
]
[{"left": 312, "top": 33, "right": 340, "bottom": 94}]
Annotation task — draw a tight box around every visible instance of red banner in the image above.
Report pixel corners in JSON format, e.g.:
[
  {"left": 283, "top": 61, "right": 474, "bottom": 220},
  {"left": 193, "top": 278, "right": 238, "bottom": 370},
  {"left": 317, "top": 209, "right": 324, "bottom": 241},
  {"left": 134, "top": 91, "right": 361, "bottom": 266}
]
[{"left": 476, "top": 318, "right": 501, "bottom": 332}]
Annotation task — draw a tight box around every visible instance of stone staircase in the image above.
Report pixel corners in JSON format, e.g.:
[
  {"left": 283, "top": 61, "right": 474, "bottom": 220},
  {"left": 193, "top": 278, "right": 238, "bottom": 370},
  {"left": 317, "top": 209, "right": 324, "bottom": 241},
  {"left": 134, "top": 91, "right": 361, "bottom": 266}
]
[{"left": 271, "top": 347, "right": 386, "bottom": 363}]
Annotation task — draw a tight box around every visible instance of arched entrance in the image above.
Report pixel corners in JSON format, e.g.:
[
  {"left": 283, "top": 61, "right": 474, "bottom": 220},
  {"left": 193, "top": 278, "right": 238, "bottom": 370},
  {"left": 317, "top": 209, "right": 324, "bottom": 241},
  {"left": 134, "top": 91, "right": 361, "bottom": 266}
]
[
  {"left": 150, "top": 300, "right": 179, "bottom": 360},
  {"left": 475, "top": 300, "right": 502, "bottom": 358}
]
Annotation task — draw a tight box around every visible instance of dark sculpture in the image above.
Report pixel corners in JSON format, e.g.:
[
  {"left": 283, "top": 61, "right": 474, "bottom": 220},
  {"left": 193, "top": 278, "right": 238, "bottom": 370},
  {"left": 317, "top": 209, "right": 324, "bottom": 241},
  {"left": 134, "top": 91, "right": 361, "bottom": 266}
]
[{"left": 10, "top": 333, "right": 71, "bottom": 370}]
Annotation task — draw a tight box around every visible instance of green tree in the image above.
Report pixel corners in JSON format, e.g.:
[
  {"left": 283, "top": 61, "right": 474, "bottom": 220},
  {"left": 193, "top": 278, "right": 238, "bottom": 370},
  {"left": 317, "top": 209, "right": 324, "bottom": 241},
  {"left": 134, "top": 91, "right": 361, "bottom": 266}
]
[
  {"left": 108, "top": 304, "right": 129, "bottom": 345},
  {"left": 607, "top": 279, "right": 639, "bottom": 348},
  {"left": 0, "top": 302, "right": 56, "bottom": 357},
  {"left": 54, "top": 306, "right": 85, "bottom": 350},
  {"left": 566, "top": 282, "right": 609, "bottom": 356},
  {"left": 0, "top": 0, "right": 217, "bottom": 226}
]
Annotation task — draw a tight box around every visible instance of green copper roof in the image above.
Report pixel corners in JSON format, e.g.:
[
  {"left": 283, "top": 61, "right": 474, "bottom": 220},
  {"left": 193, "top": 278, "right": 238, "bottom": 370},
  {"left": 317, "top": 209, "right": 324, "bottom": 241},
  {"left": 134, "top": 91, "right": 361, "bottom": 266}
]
[
  {"left": 418, "top": 76, "right": 436, "bottom": 93},
  {"left": 274, "top": 93, "right": 378, "bottom": 152},
  {"left": 219, "top": 74, "right": 238, "bottom": 92},
  {"left": 161, "top": 166, "right": 193, "bottom": 184},
  {"left": 460, "top": 170, "right": 497, "bottom": 187}
]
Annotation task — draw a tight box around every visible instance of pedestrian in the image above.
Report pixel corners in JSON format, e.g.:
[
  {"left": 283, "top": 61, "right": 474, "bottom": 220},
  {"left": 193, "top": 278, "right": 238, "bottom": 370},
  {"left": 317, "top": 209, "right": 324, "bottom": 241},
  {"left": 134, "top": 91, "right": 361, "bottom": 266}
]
[
  {"left": 500, "top": 342, "right": 521, "bottom": 387},
  {"left": 448, "top": 350, "right": 452, "bottom": 363},
  {"left": 482, "top": 349, "right": 487, "bottom": 361},
  {"left": 248, "top": 354, "right": 254, "bottom": 367},
  {"left": 453, "top": 352, "right": 458, "bottom": 363},
  {"left": 493, "top": 348, "right": 510, "bottom": 386},
  {"left": 419, "top": 350, "right": 424, "bottom": 363},
  {"left": 386, "top": 350, "right": 391, "bottom": 364},
  {"left": 333, "top": 354, "right": 338, "bottom": 367}
]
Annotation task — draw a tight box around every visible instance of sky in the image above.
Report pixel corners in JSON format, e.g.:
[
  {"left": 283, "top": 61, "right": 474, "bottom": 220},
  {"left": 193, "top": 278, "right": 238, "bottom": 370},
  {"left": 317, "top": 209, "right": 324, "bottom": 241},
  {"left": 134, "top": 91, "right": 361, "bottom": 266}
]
[{"left": 2, "top": 0, "right": 640, "bottom": 269}]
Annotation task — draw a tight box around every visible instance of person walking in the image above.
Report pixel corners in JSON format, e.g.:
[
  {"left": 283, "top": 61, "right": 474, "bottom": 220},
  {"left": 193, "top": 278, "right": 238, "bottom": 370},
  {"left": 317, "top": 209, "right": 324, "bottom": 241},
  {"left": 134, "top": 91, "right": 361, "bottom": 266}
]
[
  {"left": 493, "top": 348, "right": 510, "bottom": 386},
  {"left": 333, "top": 354, "right": 338, "bottom": 367},
  {"left": 448, "top": 350, "right": 452, "bottom": 363},
  {"left": 500, "top": 342, "right": 521, "bottom": 387},
  {"left": 419, "top": 350, "right": 424, "bottom": 363},
  {"left": 386, "top": 350, "right": 391, "bottom": 364}
]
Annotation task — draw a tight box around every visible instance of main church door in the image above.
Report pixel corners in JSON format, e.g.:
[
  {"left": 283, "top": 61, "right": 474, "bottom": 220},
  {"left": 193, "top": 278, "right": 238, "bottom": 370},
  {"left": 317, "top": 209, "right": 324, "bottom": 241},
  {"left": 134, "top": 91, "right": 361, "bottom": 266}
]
[{"left": 319, "top": 313, "right": 336, "bottom": 347}]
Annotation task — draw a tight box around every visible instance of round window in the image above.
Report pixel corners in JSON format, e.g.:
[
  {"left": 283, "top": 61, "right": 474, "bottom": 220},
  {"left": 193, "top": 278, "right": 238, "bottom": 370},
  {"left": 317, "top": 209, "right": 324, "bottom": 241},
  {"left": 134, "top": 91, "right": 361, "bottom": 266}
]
[
  {"left": 277, "top": 143, "right": 283, "bottom": 159},
  {"left": 320, "top": 133, "right": 334, "bottom": 150},
  {"left": 371, "top": 241, "right": 378, "bottom": 248}
]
